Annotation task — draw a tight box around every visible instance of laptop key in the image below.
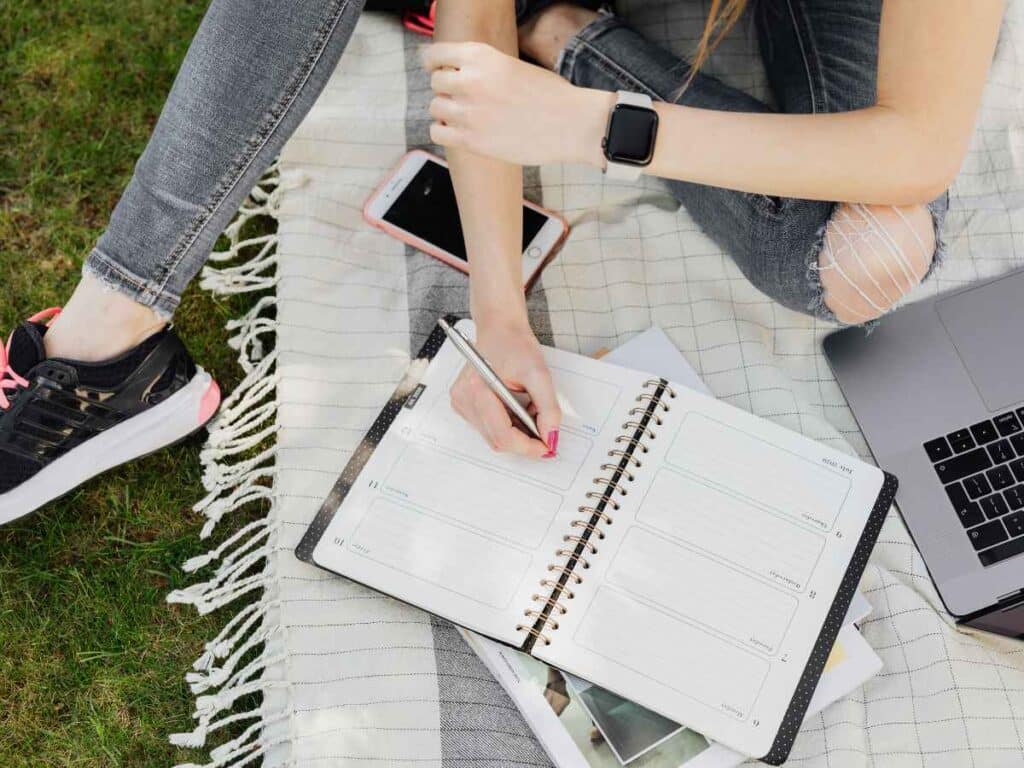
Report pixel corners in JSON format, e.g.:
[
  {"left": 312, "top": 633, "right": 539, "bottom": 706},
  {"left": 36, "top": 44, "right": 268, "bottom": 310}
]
[
  {"left": 970, "top": 420, "right": 999, "bottom": 445},
  {"left": 1012, "top": 433, "right": 1024, "bottom": 457},
  {"left": 1004, "top": 485, "right": 1024, "bottom": 510},
  {"left": 924, "top": 437, "right": 953, "bottom": 462},
  {"left": 947, "top": 483, "right": 984, "bottom": 526},
  {"left": 989, "top": 439, "right": 1016, "bottom": 464},
  {"left": 947, "top": 429, "right": 976, "bottom": 452},
  {"left": 1011, "top": 458, "right": 1024, "bottom": 484},
  {"left": 995, "top": 412, "right": 1022, "bottom": 437},
  {"left": 964, "top": 473, "right": 993, "bottom": 499},
  {"left": 980, "top": 494, "right": 1010, "bottom": 520},
  {"left": 988, "top": 465, "right": 1016, "bottom": 491},
  {"left": 969, "top": 520, "right": 1009, "bottom": 551},
  {"left": 979, "top": 536, "right": 1024, "bottom": 567},
  {"left": 957, "top": 502, "right": 986, "bottom": 528},
  {"left": 935, "top": 448, "right": 992, "bottom": 484},
  {"left": 946, "top": 481, "right": 969, "bottom": 507},
  {"left": 1004, "top": 511, "right": 1024, "bottom": 537}
]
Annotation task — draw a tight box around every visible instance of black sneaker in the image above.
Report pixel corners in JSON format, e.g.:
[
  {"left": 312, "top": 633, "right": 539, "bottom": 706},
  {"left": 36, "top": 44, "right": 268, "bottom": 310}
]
[{"left": 0, "top": 308, "right": 221, "bottom": 524}]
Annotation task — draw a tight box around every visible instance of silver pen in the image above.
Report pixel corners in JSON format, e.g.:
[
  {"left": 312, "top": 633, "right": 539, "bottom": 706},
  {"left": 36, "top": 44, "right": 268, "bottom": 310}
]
[{"left": 437, "top": 318, "right": 543, "bottom": 441}]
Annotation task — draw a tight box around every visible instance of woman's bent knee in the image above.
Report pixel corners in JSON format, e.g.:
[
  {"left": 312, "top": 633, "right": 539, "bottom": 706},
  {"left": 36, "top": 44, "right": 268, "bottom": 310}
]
[{"left": 818, "top": 202, "right": 936, "bottom": 324}]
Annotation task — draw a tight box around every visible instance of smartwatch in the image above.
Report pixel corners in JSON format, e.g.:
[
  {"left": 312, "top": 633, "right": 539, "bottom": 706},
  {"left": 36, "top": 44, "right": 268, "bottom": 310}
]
[{"left": 602, "top": 91, "right": 659, "bottom": 182}]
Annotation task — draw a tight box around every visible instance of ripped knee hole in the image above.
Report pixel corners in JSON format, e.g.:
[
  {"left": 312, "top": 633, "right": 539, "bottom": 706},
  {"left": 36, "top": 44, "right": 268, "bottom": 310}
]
[{"left": 817, "top": 202, "right": 936, "bottom": 324}]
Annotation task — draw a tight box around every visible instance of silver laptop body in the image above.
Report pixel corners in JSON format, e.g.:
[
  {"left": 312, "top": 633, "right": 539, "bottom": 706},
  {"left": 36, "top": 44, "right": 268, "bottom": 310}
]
[{"left": 824, "top": 268, "right": 1024, "bottom": 636}]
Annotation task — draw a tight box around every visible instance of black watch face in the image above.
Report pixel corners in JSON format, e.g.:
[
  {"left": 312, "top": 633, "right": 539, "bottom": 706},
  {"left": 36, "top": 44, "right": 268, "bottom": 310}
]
[{"left": 604, "top": 104, "right": 658, "bottom": 166}]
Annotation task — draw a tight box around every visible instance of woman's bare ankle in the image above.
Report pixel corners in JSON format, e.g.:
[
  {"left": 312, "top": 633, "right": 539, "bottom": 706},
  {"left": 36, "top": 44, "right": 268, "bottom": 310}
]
[
  {"left": 44, "top": 274, "right": 167, "bottom": 362},
  {"left": 519, "top": 3, "right": 599, "bottom": 70}
]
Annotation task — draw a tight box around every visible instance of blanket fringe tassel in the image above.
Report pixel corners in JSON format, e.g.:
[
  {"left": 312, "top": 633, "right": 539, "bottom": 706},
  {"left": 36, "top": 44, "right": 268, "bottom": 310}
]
[{"left": 168, "top": 163, "right": 293, "bottom": 768}]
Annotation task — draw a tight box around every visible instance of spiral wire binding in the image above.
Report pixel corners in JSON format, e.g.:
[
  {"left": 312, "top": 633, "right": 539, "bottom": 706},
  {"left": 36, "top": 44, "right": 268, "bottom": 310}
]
[
  {"left": 592, "top": 477, "right": 629, "bottom": 495},
  {"left": 607, "top": 449, "right": 643, "bottom": 468},
  {"left": 577, "top": 506, "right": 615, "bottom": 524},
  {"left": 601, "top": 463, "right": 634, "bottom": 482},
  {"left": 516, "top": 378, "right": 672, "bottom": 649},
  {"left": 614, "top": 434, "right": 649, "bottom": 454},
  {"left": 563, "top": 534, "right": 599, "bottom": 554},
  {"left": 629, "top": 406, "right": 663, "bottom": 426},
  {"left": 585, "top": 490, "right": 621, "bottom": 510}
]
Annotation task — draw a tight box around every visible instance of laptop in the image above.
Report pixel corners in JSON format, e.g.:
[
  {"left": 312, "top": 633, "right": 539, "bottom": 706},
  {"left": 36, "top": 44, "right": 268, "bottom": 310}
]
[{"left": 824, "top": 267, "right": 1024, "bottom": 637}]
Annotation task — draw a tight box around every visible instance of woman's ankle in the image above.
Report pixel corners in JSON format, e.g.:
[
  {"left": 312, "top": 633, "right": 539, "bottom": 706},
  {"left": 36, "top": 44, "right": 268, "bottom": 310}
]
[
  {"left": 44, "top": 274, "right": 168, "bottom": 362},
  {"left": 519, "top": 3, "right": 599, "bottom": 70}
]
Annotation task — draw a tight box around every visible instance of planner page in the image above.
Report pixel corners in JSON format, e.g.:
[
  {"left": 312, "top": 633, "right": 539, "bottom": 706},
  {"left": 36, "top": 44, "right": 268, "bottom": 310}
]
[
  {"left": 534, "top": 382, "right": 885, "bottom": 759},
  {"left": 310, "top": 321, "right": 657, "bottom": 647}
]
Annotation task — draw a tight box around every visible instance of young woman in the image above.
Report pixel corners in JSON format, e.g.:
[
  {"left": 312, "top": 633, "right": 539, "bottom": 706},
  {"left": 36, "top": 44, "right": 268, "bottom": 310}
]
[
  {"left": 433, "top": 0, "right": 1004, "bottom": 460},
  {"left": 0, "top": 0, "right": 1004, "bottom": 519}
]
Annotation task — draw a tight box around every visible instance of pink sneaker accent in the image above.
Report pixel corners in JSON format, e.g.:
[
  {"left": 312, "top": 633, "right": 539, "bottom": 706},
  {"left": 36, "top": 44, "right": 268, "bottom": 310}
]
[
  {"left": 198, "top": 379, "right": 222, "bottom": 424},
  {"left": 0, "top": 342, "right": 28, "bottom": 411},
  {"left": 28, "top": 307, "right": 62, "bottom": 325},
  {"left": 0, "top": 308, "right": 61, "bottom": 410}
]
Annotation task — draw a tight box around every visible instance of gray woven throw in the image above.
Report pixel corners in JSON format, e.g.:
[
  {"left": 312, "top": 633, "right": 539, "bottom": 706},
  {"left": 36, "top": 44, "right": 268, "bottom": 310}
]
[{"left": 169, "top": 4, "right": 1024, "bottom": 767}]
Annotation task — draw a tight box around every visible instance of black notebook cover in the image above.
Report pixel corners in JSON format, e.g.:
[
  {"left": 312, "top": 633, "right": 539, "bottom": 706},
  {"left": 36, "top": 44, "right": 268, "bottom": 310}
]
[{"left": 761, "top": 470, "right": 896, "bottom": 764}]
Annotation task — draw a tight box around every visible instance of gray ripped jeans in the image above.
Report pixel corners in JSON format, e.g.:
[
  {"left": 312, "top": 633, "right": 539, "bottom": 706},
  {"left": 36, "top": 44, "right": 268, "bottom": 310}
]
[
  {"left": 86, "top": 0, "right": 946, "bottom": 321},
  {"left": 86, "top": 0, "right": 369, "bottom": 319}
]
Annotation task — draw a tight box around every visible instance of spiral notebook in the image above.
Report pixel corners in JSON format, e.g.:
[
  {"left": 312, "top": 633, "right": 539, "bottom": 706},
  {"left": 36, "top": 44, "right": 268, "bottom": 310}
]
[{"left": 297, "top": 318, "right": 896, "bottom": 764}]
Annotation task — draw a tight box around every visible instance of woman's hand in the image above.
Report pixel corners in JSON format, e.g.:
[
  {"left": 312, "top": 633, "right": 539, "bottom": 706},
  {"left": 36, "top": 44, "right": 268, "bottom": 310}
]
[
  {"left": 423, "top": 42, "right": 610, "bottom": 168},
  {"left": 450, "top": 318, "right": 562, "bottom": 459}
]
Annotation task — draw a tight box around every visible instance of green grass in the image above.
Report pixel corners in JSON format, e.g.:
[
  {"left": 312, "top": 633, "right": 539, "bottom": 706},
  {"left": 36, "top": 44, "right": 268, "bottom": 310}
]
[{"left": 0, "top": 3, "right": 265, "bottom": 765}]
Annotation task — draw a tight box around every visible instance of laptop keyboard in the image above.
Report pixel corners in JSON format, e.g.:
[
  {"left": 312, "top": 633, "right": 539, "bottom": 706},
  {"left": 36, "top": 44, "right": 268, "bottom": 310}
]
[
  {"left": 924, "top": 407, "right": 1024, "bottom": 567},
  {"left": 925, "top": 409, "right": 1024, "bottom": 565}
]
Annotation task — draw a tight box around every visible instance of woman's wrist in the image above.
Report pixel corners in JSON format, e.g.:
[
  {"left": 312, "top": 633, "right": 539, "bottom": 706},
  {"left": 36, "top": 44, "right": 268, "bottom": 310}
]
[
  {"left": 471, "top": 291, "right": 531, "bottom": 334},
  {"left": 568, "top": 87, "right": 615, "bottom": 168}
]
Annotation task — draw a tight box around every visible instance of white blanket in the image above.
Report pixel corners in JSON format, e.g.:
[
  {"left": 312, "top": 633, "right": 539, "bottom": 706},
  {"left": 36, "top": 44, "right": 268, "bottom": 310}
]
[{"left": 172, "top": 3, "right": 1024, "bottom": 767}]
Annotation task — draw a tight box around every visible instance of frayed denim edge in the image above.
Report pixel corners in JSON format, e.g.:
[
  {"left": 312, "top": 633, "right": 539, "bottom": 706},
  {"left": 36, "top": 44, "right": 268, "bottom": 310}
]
[
  {"left": 803, "top": 204, "right": 848, "bottom": 326},
  {"left": 83, "top": 248, "right": 179, "bottom": 321},
  {"left": 923, "top": 194, "right": 948, "bottom": 281}
]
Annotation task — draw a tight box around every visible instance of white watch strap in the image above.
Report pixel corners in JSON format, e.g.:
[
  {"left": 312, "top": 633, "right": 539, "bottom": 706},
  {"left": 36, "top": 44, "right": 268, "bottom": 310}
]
[
  {"left": 604, "top": 91, "right": 654, "bottom": 182},
  {"left": 615, "top": 90, "right": 653, "bottom": 109}
]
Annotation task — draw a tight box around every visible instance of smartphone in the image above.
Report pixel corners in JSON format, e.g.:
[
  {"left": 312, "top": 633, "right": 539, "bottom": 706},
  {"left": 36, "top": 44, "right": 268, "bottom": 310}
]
[{"left": 363, "top": 150, "right": 569, "bottom": 289}]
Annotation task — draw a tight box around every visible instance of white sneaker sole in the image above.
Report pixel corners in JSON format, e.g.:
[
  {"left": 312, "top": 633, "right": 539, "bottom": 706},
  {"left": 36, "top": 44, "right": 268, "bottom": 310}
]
[{"left": 0, "top": 368, "right": 221, "bottom": 525}]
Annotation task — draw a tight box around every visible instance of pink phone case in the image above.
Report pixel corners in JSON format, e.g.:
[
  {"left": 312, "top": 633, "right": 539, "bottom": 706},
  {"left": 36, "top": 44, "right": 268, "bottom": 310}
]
[{"left": 363, "top": 149, "right": 570, "bottom": 291}]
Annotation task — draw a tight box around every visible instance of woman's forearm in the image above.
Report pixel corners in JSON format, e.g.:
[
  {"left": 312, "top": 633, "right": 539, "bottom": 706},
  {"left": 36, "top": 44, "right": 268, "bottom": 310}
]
[
  {"left": 573, "top": 91, "right": 962, "bottom": 206},
  {"left": 650, "top": 103, "right": 962, "bottom": 205},
  {"left": 433, "top": 1, "right": 528, "bottom": 328}
]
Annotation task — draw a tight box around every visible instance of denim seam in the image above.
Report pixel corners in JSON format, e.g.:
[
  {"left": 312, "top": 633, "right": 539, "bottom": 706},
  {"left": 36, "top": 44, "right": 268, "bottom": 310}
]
[
  {"left": 151, "top": 0, "right": 355, "bottom": 299},
  {"left": 558, "top": 16, "right": 663, "bottom": 101},
  {"left": 782, "top": 0, "right": 840, "bottom": 322},
  {"left": 84, "top": 248, "right": 180, "bottom": 319},
  {"left": 556, "top": 37, "right": 580, "bottom": 79},
  {"left": 783, "top": 0, "right": 826, "bottom": 114},
  {"left": 573, "top": 11, "right": 625, "bottom": 47},
  {"left": 87, "top": 248, "right": 150, "bottom": 291},
  {"left": 573, "top": 42, "right": 663, "bottom": 101}
]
